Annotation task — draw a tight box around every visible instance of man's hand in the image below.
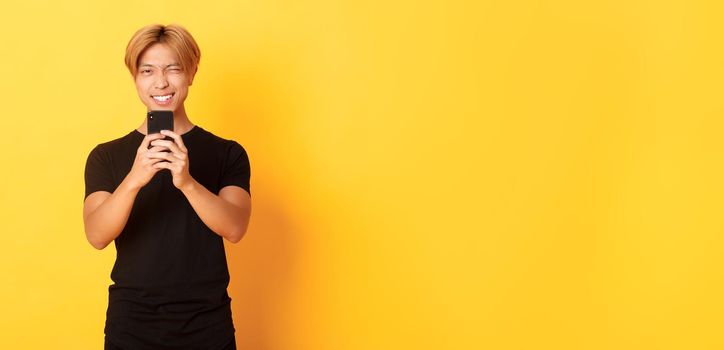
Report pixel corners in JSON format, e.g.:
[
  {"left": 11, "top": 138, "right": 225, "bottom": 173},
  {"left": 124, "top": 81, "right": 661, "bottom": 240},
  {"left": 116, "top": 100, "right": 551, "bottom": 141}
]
[
  {"left": 149, "top": 129, "right": 195, "bottom": 191},
  {"left": 126, "top": 133, "right": 167, "bottom": 190},
  {"left": 83, "top": 133, "right": 166, "bottom": 249}
]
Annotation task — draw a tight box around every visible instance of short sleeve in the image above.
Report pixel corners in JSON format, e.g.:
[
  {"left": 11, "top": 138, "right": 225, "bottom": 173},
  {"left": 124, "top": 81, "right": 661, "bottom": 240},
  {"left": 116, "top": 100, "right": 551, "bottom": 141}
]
[
  {"left": 219, "top": 141, "right": 251, "bottom": 196},
  {"left": 84, "top": 144, "right": 116, "bottom": 200}
]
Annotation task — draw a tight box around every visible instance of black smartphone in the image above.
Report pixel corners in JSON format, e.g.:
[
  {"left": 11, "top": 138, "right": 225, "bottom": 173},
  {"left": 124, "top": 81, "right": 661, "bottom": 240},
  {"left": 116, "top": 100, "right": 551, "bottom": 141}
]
[{"left": 147, "top": 110, "right": 174, "bottom": 150}]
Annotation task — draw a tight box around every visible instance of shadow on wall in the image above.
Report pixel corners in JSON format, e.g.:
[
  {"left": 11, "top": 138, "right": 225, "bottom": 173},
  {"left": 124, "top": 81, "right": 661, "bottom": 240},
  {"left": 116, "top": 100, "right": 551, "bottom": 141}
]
[
  {"left": 226, "top": 190, "right": 297, "bottom": 350},
  {"left": 213, "top": 55, "right": 301, "bottom": 350}
]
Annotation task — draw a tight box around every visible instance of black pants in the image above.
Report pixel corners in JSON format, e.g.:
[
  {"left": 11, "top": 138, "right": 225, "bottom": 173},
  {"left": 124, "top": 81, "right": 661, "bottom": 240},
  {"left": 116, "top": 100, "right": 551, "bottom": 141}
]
[{"left": 104, "top": 336, "right": 237, "bottom": 350}]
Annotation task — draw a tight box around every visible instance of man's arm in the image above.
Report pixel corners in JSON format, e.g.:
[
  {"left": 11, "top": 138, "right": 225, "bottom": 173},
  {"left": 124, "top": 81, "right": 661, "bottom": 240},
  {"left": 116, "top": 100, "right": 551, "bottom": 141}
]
[
  {"left": 83, "top": 177, "right": 141, "bottom": 250},
  {"left": 83, "top": 133, "right": 166, "bottom": 250},
  {"left": 180, "top": 180, "right": 252, "bottom": 243}
]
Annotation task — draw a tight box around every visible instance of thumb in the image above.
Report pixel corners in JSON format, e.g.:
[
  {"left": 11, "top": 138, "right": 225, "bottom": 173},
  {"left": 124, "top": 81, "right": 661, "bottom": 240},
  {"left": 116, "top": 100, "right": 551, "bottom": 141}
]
[{"left": 139, "top": 133, "right": 161, "bottom": 151}]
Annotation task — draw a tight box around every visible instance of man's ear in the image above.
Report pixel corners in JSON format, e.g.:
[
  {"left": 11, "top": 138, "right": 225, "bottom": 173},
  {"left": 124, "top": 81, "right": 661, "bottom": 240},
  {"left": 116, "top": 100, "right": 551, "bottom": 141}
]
[{"left": 188, "top": 66, "right": 198, "bottom": 86}]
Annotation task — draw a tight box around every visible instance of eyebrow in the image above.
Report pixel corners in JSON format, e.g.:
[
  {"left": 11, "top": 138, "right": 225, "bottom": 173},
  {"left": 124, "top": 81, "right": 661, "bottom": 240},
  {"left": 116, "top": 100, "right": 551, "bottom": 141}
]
[{"left": 139, "top": 63, "right": 181, "bottom": 69}]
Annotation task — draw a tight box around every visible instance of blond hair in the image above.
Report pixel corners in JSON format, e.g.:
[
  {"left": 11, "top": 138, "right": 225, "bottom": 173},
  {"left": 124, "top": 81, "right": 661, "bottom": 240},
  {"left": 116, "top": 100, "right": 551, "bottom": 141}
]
[{"left": 124, "top": 23, "right": 200, "bottom": 80}]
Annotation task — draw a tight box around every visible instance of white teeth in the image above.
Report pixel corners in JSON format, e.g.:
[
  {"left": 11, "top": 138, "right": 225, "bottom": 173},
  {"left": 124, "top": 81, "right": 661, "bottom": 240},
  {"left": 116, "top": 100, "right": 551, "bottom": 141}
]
[{"left": 153, "top": 94, "right": 172, "bottom": 102}]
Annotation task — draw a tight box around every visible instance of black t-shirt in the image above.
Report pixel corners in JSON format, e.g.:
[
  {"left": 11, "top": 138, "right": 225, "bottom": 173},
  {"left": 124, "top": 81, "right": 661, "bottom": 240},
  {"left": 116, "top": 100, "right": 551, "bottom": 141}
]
[{"left": 84, "top": 125, "right": 251, "bottom": 350}]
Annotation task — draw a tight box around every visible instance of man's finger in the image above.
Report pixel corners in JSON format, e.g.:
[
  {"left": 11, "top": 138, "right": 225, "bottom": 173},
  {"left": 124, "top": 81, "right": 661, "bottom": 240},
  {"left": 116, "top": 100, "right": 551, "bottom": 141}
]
[
  {"left": 139, "top": 133, "right": 164, "bottom": 151},
  {"left": 160, "top": 130, "right": 188, "bottom": 153},
  {"left": 150, "top": 140, "right": 183, "bottom": 155},
  {"left": 146, "top": 145, "right": 168, "bottom": 153},
  {"left": 146, "top": 151, "right": 173, "bottom": 160}
]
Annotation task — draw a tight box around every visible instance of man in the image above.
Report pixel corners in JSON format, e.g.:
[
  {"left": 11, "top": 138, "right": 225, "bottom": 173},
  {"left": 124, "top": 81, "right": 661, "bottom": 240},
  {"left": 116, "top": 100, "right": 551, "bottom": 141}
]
[{"left": 83, "top": 23, "right": 251, "bottom": 350}]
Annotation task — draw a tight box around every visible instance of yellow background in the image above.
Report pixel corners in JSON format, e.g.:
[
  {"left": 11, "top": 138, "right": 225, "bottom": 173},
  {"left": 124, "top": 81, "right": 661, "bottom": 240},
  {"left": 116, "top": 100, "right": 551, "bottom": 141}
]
[{"left": 0, "top": 0, "right": 722, "bottom": 349}]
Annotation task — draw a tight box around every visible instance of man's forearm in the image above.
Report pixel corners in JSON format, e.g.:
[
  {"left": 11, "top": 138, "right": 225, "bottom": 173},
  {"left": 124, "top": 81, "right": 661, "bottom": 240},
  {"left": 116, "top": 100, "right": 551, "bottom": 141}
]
[
  {"left": 181, "top": 179, "right": 250, "bottom": 243},
  {"left": 84, "top": 177, "right": 140, "bottom": 249}
]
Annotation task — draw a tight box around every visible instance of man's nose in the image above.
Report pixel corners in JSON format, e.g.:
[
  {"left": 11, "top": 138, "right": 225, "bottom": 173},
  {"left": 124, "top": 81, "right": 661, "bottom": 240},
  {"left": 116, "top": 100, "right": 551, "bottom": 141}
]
[{"left": 154, "top": 73, "right": 169, "bottom": 89}]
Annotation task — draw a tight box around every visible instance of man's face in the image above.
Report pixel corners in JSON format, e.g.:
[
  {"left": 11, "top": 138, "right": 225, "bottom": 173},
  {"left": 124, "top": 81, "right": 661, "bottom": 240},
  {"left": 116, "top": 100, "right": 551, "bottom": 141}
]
[{"left": 134, "top": 43, "right": 194, "bottom": 112}]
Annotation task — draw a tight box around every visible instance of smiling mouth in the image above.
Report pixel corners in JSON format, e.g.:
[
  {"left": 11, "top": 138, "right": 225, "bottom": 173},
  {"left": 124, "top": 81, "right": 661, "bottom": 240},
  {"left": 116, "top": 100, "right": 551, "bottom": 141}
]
[{"left": 151, "top": 93, "right": 175, "bottom": 104}]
